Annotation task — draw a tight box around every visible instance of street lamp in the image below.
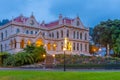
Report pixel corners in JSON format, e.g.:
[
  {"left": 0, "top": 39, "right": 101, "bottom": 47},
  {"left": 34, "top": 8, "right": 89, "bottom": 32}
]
[
  {"left": 43, "top": 54, "right": 46, "bottom": 69},
  {"left": 63, "top": 37, "right": 68, "bottom": 71},
  {"left": 52, "top": 54, "right": 56, "bottom": 68}
]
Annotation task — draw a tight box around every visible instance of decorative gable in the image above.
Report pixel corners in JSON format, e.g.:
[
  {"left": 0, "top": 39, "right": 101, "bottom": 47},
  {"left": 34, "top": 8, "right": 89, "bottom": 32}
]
[{"left": 25, "top": 14, "right": 39, "bottom": 27}]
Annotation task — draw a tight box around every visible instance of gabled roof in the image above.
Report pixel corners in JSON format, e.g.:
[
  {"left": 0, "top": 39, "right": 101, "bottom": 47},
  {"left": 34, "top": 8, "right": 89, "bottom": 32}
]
[{"left": 43, "top": 17, "right": 75, "bottom": 28}]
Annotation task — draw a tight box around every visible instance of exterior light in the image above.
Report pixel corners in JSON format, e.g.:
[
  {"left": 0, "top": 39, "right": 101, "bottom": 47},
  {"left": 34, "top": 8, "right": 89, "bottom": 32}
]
[{"left": 43, "top": 54, "right": 46, "bottom": 58}]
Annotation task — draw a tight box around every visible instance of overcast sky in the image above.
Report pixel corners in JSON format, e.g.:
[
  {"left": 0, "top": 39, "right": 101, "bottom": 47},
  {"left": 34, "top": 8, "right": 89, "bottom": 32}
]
[{"left": 0, "top": 0, "right": 120, "bottom": 27}]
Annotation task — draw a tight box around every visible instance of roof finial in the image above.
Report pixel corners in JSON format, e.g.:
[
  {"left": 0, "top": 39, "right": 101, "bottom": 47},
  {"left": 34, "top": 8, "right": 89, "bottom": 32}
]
[
  {"left": 31, "top": 12, "right": 34, "bottom": 18},
  {"left": 59, "top": 14, "right": 62, "bottom": 19}
]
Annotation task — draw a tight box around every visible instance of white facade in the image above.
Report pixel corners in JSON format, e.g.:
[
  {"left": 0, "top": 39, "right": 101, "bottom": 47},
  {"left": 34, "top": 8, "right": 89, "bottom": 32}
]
[{"left": 0, "top": 14, "right": 89, "bottom": 55}]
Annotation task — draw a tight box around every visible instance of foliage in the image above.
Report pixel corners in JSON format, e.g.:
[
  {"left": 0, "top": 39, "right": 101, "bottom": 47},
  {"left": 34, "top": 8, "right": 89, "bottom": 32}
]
[
  {"left": 2, "top": 44, "right": 46, "bottom": 67},
  {"left": 93, "top": 19, "right": 120, "bottom": 56},
  {"left": 0, "top": 19, "right": 9, "bottom": 26}
]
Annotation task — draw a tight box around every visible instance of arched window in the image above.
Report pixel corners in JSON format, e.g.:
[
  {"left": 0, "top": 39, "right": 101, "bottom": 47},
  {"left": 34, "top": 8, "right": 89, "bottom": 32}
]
[
  {"left": 0, "top": 44, "right": 3, "bottom": 52},
  {"left": 36, "top": 39, "right": 43, "bottom": 47},
  {"left": 67, "top": 30, "right": 69, "bottom": 37},
  {"left": 1, "top": 32, "right": 3, "bottom": 40},
  {"left": 30, "top": 31, "right": 33, "bottom": 34},
  {"left": 77, "top": 32, "right": 79, "bottom": 39},
  {"left": 80, "top": 43, "right": 82, "bottom": 51},
  {"left": 73, "top": 31, "right": 75, "bottom": 39},
  {"left": 73, "top": 42, "right": 75, "bottom": 50},
  {"left": 61, "top": 42, "right": 63, "bottom": 50},
  {"left": 61, "top": 30, "right": 63, "bottom": 38},
  {"left": 57, "top": 31, "right": 59, "bottom": 38},
  {"left": 27, "top": 40, "right": 31, "bottom": 45},
  {"left": 52, "top": 32, "right": 54, "bottom": 38},
  {"left": 14, "top": 39, "right": 16, "bottom": 48},
  {"left": 20, "top": 39, "right": 24, "bottom": 48},
  {"left": 80, "top": 33, "right": 82, "bottom": 39},
  {"left": 85, "top": 44, "right": 87, "bottom": 51},
  {"left": 77, "top": 43, "right": 79, "bottom": 51},
  {"left": 16, "top": 28, "right": 20, "bottom": 33},
  {"left": 5, "top": 30, "right": 7, "bottom": 38},
  {"left": 49, "top": 33, "right": 51, "bottom": 38},
  {"left": 26, "top": 30, "right": 29, "bottom": 34},
  {"left": 10, "top": 40, "right": 13, "bottom": 49},
  {"left": 53, "top": 43, "right": 57, "bottom": 51},
  {"left": 47, "top": 43, "right": 51, "bottom": 51},
  {"left": 85, "top": 33, "right": 87, "bottom": 40},
  {"left": 5, "top": 44, "right": 7, "bottom": 50}
]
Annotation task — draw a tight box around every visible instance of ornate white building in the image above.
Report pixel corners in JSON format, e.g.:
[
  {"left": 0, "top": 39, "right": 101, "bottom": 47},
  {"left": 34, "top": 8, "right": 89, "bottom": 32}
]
[{"left": 0, "top": 14, "right": 89, "bottom": 55}]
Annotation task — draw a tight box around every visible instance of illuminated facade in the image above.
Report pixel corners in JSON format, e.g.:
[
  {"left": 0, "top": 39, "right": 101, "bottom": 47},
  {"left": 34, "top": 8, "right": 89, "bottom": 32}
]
[{"left": 0, "top": 14, "right": 89, "bottom": 55}]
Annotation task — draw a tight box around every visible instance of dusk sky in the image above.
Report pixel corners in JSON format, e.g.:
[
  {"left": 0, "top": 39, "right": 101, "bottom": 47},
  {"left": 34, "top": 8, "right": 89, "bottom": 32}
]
[{"left": 0, "top": 0, "right": 120, "bottom": 27}]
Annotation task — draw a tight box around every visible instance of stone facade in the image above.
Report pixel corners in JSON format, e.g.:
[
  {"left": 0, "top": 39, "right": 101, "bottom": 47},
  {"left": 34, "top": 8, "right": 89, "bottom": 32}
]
[{"left": 0, "top": 14, "right": 89, "bottom": 55}]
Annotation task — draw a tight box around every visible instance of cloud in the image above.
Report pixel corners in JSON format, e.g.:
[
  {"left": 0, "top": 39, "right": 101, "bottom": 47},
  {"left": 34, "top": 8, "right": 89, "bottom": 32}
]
[{"left": 0, "top": 0, "right": 120, "bottom": 27}]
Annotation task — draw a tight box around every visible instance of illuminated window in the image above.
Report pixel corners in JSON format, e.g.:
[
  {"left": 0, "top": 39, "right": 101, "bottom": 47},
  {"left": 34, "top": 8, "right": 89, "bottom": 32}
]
[
  {"left": 10, "top": 40, "right": 13, "bottom": 49},
  {"left": 47, "top": 43, "right": 51, "bottom": 51},
  {"left": 14, "top": 39, "right": 16, "bottom": 48},
  {"left": 27, "top": 40, "right": 31, "bottom": 45},
  {"left": 20, "top": 39, "right": 24, "bottom": 48},
  {"left": 53, "top": 43, "right": 57, "bottom": 51},
  {"left": 36, "top": 39, "right": 43, "bottom": 47},
  {"left": 61, "top": 42, "right": 63, "bottom": 50}
]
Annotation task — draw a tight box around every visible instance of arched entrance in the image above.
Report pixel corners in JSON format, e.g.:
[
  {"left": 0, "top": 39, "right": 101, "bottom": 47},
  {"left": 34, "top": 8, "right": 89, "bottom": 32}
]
[{"left": 36, "top": 39, "right": 44, "bottom": 47}]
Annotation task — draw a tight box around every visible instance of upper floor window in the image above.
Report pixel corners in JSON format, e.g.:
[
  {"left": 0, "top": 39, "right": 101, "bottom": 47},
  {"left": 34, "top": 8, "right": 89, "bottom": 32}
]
[
  {"left": 67, "top": 30, "right": 69, "bottom": 37},
  {"left": 61, "top": 30, "right": 63, "bottom": 38},
  {"left": 80, "top": 33, "right": 82, "bottom": 39},
  {"left": 35, "top": 31, "right": 37, "bottom": 34},
  {"left": 1, "top": 32, "right": 3, "bottom": 40},
  {"left": 52, "top": 32, "right": 54, "bottom": 38},
  {"left": 85, "top": 33, "right": 87, "bottom": 40},
  {"left": 16, "top": 28, "right": 20, "bottom": 33},
  {"left": 30, "top": 31, "right": 33, "bottom": 34},
  {"left": 77, "top": 43, "right": 79, "bottom": 51},
  {"left": 5, "top": 30, "right": 7, "bottom": 38},
  {"left": 73, "top": 31, "right": 75, "bottom": 39},
  {"left": 49, "top": 33, "right": 51, "bottom": 38},
  {"left": 77, "top": 31, "right": 79, "bottom": 39},
  {"left": 26, "top": 30, "right": 29, "bottom": 34},
  {"left": 73, "top": 42, "right": 75, "bottom": 50},
  {"left": 57, "top": 31, "right": 59, "bottom": 38}
]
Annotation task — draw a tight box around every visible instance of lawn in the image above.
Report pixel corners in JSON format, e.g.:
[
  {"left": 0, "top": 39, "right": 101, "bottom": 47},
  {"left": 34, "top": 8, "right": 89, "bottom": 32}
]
[{"left": 0, "top": 70, "right": 120, "bottom": 80}]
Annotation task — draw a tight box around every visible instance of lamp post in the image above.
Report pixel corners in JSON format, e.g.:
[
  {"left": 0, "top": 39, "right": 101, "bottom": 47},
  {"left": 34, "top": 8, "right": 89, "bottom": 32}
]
[
  {"left": 63, "top": 47, "right": 66, "bottom": 71},
  {"left": 43, "top": 54, "right": 46, "bottom": 69},
  {"left": 63, "top": 37, "right": 68, "bottom": 71},
  {"left": 52, "top": 54, "right": 56, "bottom": 68}
]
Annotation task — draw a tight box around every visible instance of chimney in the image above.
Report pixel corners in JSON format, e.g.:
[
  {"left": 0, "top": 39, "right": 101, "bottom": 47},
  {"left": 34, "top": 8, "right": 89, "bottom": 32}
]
[{"left": 59, "top": 14, "right": 63, "bottom": 25}]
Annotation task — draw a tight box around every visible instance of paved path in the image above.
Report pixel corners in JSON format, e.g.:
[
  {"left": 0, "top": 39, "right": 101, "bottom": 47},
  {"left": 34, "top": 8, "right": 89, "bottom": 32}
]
[{"left": 0, "top": 68, "right": 120, "bottom": 72}]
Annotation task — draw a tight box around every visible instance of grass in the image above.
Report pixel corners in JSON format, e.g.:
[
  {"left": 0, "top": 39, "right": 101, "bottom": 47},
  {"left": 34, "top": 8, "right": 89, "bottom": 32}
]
[{"left": 0, "top": 70, "right": 120, "bottom": 80}]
